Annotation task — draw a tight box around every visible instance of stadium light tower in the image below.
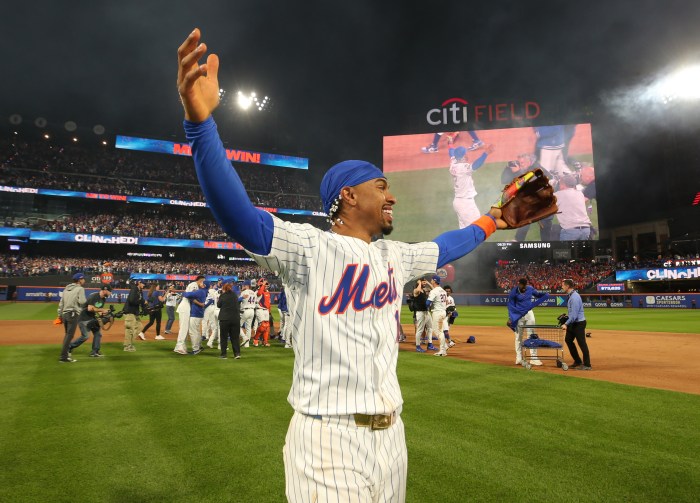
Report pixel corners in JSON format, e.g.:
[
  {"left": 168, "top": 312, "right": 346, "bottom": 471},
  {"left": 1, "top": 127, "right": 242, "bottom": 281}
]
[
  {"left": 657, "top": 64, "right": 700, "bottom": 103},
  {"left": 235, "top": 90, "right": 271, "bottom": 112}
]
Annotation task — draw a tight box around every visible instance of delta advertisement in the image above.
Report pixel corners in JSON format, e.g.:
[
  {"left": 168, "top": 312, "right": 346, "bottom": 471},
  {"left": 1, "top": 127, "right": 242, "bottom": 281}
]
[
  {"left": 114, "top": 135, "right": 309, "bottom": 170},
  {"left": 0, "top": 186, "right": 326, "bottom": 217},
  {"left": 616, "top": 267, "right": 700, "bottom": 281}
]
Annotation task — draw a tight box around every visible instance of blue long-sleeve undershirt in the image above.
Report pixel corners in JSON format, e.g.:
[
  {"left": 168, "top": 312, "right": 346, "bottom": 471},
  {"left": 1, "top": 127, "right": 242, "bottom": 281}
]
[
  {"left": 185, "top": 117, "right": 492, "bottom": 266},
  {"left": 184, "top": 117, "right": 273, "bottom": 255},
  {"left": 434, "top": 221, "right": 491, "bottom": 268}
]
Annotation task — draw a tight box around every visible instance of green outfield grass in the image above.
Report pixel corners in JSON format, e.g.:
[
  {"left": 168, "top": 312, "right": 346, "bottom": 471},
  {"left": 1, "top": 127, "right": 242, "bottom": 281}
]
[
  {"left": 3, "top": 302, "right": 699, "bottom": 333},
  {"left": 389, "top": 155, "right": 597, "bottom": 243},
  {"left": 0, "top": 302, "right": 169, "bottom": 322},
  {"left": 0, "top": 342, "right": 698, "bottom": 502},
  {"left": 400, "top": 306, "right": 700, "bottom": 333}
]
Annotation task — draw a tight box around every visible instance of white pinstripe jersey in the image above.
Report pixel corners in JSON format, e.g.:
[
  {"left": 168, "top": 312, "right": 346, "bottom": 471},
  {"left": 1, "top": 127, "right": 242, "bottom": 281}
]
[
  {"left": 450, "top": 158, "right": 477, "bottom": 199},
  {"left": 240, "top": 289, "right": 257, "bottom": 310},
  {"left": 249, "top": 214, "right": 439, "bottom": 416},
  {"left": 445, "top": 295, "right": 455, "bottom": 310},
  {"left": 176, "top": 281, "right": 198, "bottom": 314},
  {"left": 205, "top": 287, "right": 219, "bottom": 307},
  {"left": 427, "top": 286, "right": 448, "bottom": 311}
]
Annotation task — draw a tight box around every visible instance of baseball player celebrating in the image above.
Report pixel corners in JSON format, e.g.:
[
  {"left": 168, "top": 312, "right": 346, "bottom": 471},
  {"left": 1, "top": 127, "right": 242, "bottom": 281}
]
[
  {"left": 449, "top": 144, "right": 494, "bottom": 228},
  {"left": 239, "top": 280, "right": 256, "bottom": 347},
  {"left": 177, "top": 28, "right": 507, "bottom": 501},
  {"left": 277, "top": 285, "right": 292, "bottom": 348},
  {"left": 443, "top": 285, "right": 457, "bottom": 348},
  {"left": 426, "top": 275, "right": 449, "bottom": 356},
  {"left": 204, "top": 279, "right": 221, "bottom": 349},
  {"left": 173, "top": 278, "right": 199, "bottom": 354}
]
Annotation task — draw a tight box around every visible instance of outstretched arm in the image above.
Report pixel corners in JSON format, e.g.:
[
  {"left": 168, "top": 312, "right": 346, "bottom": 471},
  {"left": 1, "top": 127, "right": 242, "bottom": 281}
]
[
  {"left": 433, "top": 208, "right": 507, "bottom": 268},
  {"left": 177, "top": 28, "right": 273, "bottom": 255}
]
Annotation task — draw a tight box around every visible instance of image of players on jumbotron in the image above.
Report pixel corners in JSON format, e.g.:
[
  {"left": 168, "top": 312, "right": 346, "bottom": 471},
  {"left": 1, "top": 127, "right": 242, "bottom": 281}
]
[{"left": 382, "top": 124, "right": 597, "bottom": 243}]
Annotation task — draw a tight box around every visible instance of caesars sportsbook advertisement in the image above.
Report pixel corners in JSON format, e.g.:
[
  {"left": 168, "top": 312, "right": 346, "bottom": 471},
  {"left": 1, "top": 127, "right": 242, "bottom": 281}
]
[{"left": 383, "top": 123, "right": 596, "bottom": 243}]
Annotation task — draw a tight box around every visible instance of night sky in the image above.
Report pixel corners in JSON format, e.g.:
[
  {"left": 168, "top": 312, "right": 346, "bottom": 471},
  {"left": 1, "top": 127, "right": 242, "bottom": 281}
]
[{"left": 3, "top": 0, "right": 700, "bottom": 231}]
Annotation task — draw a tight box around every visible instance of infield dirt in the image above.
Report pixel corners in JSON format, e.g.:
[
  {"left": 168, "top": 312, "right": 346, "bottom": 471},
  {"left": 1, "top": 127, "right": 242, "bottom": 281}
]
[{"left": 2, "top": 321, "right": 698, "bottom": 395}]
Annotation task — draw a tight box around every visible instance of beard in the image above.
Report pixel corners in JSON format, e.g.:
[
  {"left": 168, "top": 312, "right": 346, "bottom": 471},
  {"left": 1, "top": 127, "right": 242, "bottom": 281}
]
[{"left": 381, "top": 222, "right": 394, "bottom": 236}]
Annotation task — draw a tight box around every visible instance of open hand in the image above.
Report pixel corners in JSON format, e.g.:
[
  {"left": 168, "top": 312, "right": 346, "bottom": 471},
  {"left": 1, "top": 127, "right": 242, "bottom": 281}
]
[{"left": 177, "top": 28, "right": 221, "bottom": 122}]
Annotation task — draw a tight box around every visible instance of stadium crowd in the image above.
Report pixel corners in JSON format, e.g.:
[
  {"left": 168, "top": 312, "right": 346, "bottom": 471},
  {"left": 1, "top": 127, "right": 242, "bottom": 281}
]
[
  {"left": 0, "top": 254, "right": 273, "bottom": 283},
  {"left": 494, "top": 260, "right": 616, "bottom": 292},
  {"left": 37, "top": 209, "right": 230, "bottom": 241},
  {"left": 616, "top": 254, "right": 700, "bottom": 269},
  {"left": 0, "top": 136, "right": 322, "bottom": 211}
]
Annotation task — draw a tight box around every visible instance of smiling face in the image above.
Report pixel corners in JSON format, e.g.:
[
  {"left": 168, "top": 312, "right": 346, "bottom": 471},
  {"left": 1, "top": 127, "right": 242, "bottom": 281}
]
[{"left": 351, "top": 177, "right": 396, "bottom": 236}]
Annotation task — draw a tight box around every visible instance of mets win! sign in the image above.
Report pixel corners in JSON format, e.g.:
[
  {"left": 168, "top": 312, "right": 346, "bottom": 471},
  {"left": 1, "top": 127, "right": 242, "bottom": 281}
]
[{"left": 115, "top": 135, "right": 309, "bottom": 170}]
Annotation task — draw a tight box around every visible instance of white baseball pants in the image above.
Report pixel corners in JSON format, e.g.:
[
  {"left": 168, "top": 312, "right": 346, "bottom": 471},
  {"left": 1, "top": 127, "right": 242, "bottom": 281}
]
[
  {"left": 431, "top": 310, "right": 447, "bottom": 353},
  {"left": 515, "top": 310, "right": 538, "bottom": 362},
  {"left": 284, "top": 411, "right": 407, "bottom": 502}
]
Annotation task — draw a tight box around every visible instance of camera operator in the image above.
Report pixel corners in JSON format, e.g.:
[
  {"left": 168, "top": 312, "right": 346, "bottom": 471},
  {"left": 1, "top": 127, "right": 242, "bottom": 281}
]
[
  {"left": 164, "top": 285, "right": 178, "bottom": 335},
  {"left": 70, "top": 285, "right": 113, "bottom": 358},
  {"left": 123, "top": 279, "right": 147, "bottom": 352},
  {"left": 140, "top": 283, "right": 165, "bottom": 340}
]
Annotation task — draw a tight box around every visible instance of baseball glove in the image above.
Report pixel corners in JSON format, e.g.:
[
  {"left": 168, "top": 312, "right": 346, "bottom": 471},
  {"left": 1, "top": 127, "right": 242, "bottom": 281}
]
[
  {"left": 557, "top": 313, "right": 569, "bottom": 326},
  {"left": 492, "top": 168, "right": 558, "bottom": 229}
]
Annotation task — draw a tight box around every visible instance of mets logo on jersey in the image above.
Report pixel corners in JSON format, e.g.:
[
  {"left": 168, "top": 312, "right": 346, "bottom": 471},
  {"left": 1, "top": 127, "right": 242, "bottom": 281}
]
[{"left": 318, "top": 264, "right": 398, "bottom": 315}]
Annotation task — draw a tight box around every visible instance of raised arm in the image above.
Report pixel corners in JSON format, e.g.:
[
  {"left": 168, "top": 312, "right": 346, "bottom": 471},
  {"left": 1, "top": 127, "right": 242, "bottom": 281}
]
[
  {"left": 177, "top": 28, "right": 273, "bottom": 255},
  {"left": 433, "top": 208, "right": 507, "bottom": 268}
]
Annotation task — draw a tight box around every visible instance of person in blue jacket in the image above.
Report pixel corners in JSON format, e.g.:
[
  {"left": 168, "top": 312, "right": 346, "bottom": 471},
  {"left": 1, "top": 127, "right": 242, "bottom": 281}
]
[
  {"left": 182, "top": 276, "right": 207, "bottom": 355},
  {"left": 507, "top": 278, "right": 549, "bottom": 366}
]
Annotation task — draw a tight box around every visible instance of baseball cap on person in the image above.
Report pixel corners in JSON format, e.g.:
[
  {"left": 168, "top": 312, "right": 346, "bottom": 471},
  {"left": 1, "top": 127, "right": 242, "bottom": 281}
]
[
  {"left": 101, "top": 285, "right": 113, "bottom": 292},
  {"left": 432, "top": 275, "right": 441, "bottom": 284},
  {"left": 320, "top": 160, "right": 385, "bottom": 214},
  {"left": 72, "top": 272, "right": 85, "bottom": 281},
  {"left": 453, "top": 146, "right": 467, "bottom": 159}
]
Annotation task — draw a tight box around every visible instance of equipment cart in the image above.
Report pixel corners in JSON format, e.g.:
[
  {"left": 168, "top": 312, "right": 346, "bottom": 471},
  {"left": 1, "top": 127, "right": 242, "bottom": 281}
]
[{"left": 521, "top": 324, "right": 568, "bottom": 371}]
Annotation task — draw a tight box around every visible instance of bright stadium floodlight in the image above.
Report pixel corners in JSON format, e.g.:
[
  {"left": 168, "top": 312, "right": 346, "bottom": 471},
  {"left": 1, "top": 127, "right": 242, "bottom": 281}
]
[
  {"left": 237, "top": 90, "right": 271, "bottom": 112},
  {"left": 237, "top": 91, "right": 253, "bottom": 110},
  {"left": 657, "top": 64, "right": 700, "bottom": 103}
]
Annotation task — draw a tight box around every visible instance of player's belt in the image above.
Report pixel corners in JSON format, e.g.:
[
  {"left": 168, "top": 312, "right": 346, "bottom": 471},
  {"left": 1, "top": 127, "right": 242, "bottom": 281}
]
[
  {"left": 308, "top": 412, "right": 397, "bottom": 430},
  {"left": 353, "top": 412, "right": 396, "bottom": 430}
]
